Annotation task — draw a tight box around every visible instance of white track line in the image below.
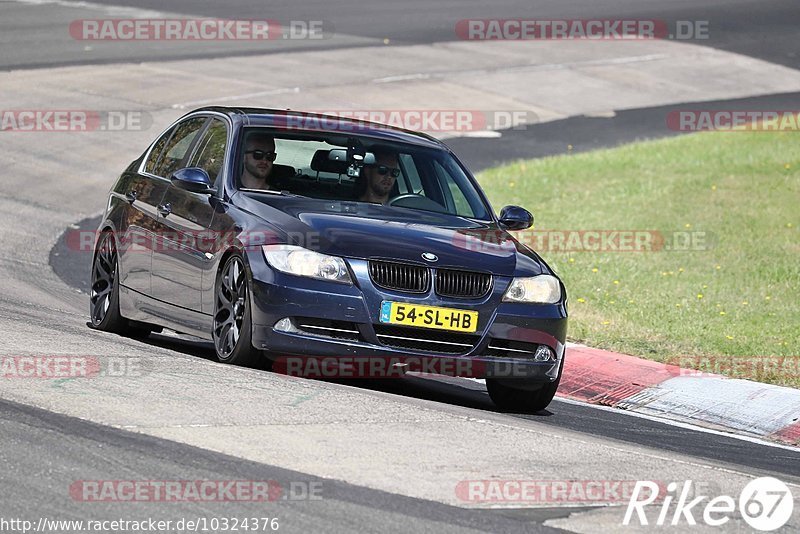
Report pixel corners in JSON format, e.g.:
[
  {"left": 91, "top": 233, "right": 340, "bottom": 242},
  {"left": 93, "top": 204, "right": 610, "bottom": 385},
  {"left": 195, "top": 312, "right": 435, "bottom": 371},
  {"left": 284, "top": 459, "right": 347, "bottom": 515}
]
[
  {"left": 459, "top": 375, "right": 800, "bottom": 452},
  {"left": 6, "top": 0, "right": 186, "bottom": 18},
  {"left": 173, "top": 87, "right": 301, "bottom": 109},
  {"left": 553, "top": 395, "right": 800, "bottom": 453}
]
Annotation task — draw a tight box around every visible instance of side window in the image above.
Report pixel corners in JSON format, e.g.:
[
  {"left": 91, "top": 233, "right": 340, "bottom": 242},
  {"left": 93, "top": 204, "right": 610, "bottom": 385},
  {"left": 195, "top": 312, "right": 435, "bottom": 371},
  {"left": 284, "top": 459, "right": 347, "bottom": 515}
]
[
  {"left": 397, "top": 153, "right": 422, "bottom": 195},
  {"left": 188, "top": 118, "right": 227, "bottom": 185},
  {"left": 143, "top": 126, "right": 175, "bottom": 175},
  {"left": 153, "top": 117, "right": 207, "bottom": 178},
  {"left": 433, "top": 160, "right": 476, "bottom": 217}
]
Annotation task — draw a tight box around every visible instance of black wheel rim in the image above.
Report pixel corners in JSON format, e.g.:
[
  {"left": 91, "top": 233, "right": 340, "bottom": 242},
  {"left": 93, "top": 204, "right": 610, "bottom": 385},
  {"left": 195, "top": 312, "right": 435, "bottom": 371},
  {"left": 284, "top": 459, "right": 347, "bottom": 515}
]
[
  {"left": 213, "top": 257, "right": 247, "bottom": 358},
  {"left": 90, "top": 233, "right": 116, "bottom": 325}
]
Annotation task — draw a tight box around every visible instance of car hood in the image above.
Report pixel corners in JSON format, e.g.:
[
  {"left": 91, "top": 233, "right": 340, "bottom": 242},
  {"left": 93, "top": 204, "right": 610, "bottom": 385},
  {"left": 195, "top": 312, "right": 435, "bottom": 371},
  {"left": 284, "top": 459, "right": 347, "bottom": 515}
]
[{"left": 237, "top": 193, "right": 546, "bottom": 277}]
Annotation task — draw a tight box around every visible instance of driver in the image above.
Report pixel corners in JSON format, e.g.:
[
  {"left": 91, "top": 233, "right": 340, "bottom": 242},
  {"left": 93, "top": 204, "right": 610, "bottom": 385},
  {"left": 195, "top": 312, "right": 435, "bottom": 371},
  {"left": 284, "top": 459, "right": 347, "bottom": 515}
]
[
  {"left": 357, "top": 147, "right": 401, "bottom": 204},
  {"left": 241, "top": 133, "right": 277, "bottom": 189}
]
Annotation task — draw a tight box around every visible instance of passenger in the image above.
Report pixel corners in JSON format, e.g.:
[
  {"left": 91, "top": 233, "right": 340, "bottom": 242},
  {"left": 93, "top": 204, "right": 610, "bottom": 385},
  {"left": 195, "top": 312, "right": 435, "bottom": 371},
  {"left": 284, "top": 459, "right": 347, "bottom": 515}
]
[
  {"left": 356, "top": 147, "right": 401, "bottom": 204},
  {"left": 241, "top": 133, "right": 278, "bottom": 189}
]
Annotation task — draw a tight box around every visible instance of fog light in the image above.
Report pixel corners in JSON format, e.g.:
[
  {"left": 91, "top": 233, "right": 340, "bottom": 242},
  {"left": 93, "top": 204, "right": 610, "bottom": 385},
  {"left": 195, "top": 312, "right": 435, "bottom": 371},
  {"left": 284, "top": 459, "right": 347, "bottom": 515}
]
[
  {"left": 274, "top": 317, "right": 300, "bottom": 333},
  {"left": 534, "top": 345, "right": 555, "bottom": 362}
]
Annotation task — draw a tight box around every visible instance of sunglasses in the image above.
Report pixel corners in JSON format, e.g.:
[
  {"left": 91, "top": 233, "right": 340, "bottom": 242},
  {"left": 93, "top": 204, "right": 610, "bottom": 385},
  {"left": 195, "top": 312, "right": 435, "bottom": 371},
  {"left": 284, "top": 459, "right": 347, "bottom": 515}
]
[
  {"left": 371, "top": 165, "right": 401, "bottom": 178},
  {"left": 246, "top": 150, "right": 277, "bottom": 161}
]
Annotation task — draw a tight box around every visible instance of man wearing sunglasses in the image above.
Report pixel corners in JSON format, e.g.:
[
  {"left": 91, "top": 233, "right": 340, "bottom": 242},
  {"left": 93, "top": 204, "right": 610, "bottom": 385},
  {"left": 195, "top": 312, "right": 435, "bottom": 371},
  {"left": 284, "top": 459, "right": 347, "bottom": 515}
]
[
  {"left": 358, "top": 148, "right": 401, "bottom": 204},
  {"left": 241, "top": 133, "right": 278, "bottom": 189}
]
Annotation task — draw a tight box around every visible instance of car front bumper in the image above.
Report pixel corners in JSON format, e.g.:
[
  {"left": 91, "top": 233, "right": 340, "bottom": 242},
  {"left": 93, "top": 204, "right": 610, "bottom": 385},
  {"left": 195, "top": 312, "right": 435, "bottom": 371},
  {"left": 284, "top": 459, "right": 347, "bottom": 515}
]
[{"left": 248, "top": 260, "right": 568, "bottom": 381}]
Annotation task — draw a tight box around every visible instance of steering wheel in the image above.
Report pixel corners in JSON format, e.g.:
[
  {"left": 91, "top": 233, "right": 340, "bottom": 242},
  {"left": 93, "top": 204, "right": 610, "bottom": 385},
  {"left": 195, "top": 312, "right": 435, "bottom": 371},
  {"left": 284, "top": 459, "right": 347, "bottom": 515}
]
[
  {"left": 388, "top": 193, "right": 447, "bottom": 213},
  {"left": 388, "top": 193, "right": 425, "bottom": 206}
]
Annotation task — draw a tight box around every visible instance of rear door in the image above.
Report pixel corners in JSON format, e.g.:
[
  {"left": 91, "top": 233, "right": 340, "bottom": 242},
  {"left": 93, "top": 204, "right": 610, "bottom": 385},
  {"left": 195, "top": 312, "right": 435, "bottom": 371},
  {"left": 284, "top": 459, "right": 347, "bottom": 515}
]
[{"left": 116, "top": 122, "right": 181, "bottom": 295}]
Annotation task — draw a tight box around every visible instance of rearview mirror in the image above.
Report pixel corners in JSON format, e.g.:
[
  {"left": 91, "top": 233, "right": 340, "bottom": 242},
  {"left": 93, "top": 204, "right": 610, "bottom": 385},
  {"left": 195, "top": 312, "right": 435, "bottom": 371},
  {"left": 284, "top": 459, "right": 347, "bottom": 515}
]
[
  {"left": 328, "top": 149, "right": 348, "bottom": 163},
  {"left": 170, "top": 167, "right": 215, "bottom": 195},
  {"left": 498, "top": 205, "right": 533, "bottom": 230},
  {"left": 328, "top": 149, "right": 376, "bottom": 178},
  {"left": 328, "top": 149, "right": 376, "bottom": 165}
]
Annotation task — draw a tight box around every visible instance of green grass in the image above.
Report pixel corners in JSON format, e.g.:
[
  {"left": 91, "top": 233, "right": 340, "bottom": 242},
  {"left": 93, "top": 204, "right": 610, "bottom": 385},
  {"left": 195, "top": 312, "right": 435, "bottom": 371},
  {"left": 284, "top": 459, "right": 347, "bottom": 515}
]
[{"left": 477, "top": 130, "right": 800, "bottom": 387}]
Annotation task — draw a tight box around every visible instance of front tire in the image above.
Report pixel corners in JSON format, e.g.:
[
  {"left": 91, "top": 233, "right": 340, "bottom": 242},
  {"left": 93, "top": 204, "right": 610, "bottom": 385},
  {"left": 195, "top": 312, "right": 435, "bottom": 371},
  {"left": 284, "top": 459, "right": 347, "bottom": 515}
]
[
  {"left": 486, "top": 358, "right": 564, "bottom": 413},
  {"left": 212, "top": 254, "right": 263, "bottom": 367}
]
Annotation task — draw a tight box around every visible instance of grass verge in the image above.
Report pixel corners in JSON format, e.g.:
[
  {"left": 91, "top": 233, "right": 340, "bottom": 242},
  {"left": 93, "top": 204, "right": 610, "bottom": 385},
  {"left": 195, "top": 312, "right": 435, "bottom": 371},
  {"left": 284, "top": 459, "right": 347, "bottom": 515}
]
[{"left": 477, "top": 130, "right": 799, "bottom": 387}]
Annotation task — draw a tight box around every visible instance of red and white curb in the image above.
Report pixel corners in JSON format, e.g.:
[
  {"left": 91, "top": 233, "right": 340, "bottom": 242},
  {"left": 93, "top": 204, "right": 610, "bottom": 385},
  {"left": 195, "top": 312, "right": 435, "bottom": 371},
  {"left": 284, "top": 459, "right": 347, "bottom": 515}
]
[{"left": 559, "top": 343, "right": 800, "bottom": 446}]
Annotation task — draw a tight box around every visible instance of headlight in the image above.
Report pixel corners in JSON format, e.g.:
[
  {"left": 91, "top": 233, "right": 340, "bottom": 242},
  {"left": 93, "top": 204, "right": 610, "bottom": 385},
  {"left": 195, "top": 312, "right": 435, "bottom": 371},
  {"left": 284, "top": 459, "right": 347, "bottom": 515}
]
[
  {"left": 502, "top": 275, "right": 562, "bottom": 304},
  {"left": 262, "top": 245, "right": 352, "bottom": 284}
]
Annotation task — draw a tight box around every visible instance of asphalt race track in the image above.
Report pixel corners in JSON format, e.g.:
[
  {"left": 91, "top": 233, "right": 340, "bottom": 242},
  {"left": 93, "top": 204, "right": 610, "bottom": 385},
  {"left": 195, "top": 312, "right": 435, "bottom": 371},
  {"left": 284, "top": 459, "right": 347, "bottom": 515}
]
[
  {"left": 2, "top": 0, "right": 797, "bottom": 70},
  {"left": 2, "top": 0, "right": 800, "bottom": 532}
]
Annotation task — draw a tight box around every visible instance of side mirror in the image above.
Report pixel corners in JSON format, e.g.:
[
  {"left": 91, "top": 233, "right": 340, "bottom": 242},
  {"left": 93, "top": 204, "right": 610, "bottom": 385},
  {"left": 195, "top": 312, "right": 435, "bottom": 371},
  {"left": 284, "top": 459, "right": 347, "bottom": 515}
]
[
  {"left": 498, "top": 205, "right": 534, "bottom": 230},
  {"left": 171, "top": 167, "right": 215, "bottom": 195}
]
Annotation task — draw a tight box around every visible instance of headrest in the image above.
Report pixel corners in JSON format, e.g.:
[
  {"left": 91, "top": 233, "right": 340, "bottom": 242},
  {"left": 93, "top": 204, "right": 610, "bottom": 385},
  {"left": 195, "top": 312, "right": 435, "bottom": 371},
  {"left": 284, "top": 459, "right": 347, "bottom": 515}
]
[
  {"left": 311, "top": 150, "right": 349, "bottom": 174},
  {"left": 271, "top": 164, "right": 297, "bottom": 180}
]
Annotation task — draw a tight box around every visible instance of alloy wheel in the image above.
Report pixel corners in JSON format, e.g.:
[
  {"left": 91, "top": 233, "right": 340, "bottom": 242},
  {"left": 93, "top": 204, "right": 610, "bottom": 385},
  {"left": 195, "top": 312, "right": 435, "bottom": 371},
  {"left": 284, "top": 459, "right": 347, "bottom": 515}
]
[
  {"left": 89, "top": 233, "right": 117, "bottom": 326},
  {"left": 213, "top": 256, "right": 248, "bottom": 358}
]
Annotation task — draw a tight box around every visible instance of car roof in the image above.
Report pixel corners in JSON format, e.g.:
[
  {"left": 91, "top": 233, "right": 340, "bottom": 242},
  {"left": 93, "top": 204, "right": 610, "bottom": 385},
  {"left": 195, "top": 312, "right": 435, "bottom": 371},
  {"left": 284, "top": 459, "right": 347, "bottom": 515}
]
[{"left": 187, "top": 106, "right": 447, "bottom": 150}]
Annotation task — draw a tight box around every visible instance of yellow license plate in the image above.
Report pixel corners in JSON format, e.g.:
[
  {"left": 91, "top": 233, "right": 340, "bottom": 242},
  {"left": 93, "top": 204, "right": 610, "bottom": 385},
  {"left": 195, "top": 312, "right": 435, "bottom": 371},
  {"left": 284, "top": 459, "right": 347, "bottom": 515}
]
[{"left": 379, "top": 301, "right": 478, "bottom": 333}]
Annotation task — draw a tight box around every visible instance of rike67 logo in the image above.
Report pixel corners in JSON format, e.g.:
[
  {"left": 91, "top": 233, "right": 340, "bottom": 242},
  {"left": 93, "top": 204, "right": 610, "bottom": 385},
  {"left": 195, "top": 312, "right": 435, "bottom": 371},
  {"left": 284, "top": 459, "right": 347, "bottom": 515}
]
[{"left": 624, "top": 477, "right": 794, "bottom": 531}]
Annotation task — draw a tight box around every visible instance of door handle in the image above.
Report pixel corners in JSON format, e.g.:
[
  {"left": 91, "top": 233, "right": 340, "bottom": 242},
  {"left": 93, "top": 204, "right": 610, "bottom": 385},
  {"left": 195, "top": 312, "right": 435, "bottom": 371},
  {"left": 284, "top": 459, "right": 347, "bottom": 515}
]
[
  {"left": 125, "top": 190, "right": 138, "bottom": 203},
  {"left": 158, "top": 203, "right": 172, "bottom": 217}
]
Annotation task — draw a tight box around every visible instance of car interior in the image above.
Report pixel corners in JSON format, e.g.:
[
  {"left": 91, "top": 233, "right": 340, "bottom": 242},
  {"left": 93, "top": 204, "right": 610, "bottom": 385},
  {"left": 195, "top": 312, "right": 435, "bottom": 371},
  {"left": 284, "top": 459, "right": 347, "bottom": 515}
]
[
  {"left": 238, "top": 135, "right": 400, "bottom": 201},
  {"left": 236, "top": 130, "right": 488, "bottom": 220}
]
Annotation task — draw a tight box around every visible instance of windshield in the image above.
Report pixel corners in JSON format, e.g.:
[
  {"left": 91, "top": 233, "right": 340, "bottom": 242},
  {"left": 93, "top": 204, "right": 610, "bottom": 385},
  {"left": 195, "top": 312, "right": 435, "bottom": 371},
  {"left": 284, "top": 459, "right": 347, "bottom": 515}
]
[{"left": 237, "top": 128, "right": 491, "bottom": 220}]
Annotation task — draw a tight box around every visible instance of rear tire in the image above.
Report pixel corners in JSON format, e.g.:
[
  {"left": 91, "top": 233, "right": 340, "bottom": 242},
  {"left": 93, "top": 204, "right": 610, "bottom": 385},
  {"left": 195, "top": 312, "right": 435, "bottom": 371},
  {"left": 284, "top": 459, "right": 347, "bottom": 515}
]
[
  {"left": 89, "top": 231, "right": 161, "bottom": 338},
  {"left": 128, "top": 321, "right": 161, "bottom": 339},
  {"left": 89, "top": 231, "right": 128, "bottom": 333}
]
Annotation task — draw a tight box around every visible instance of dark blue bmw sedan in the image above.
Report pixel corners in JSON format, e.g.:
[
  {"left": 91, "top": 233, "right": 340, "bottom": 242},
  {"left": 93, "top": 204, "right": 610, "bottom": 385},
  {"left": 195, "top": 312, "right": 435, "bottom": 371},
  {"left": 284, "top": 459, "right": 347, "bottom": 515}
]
[{"left": 89, "top": 106, "right": 568, "bottom": 412}]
